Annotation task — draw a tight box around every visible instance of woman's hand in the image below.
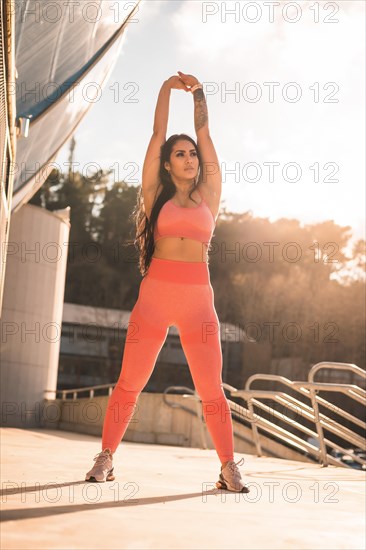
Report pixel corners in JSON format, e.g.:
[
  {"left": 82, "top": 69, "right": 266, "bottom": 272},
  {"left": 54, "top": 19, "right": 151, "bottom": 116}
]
[
  {"left": 166, "top": 75, "right": 189, "bottom": 92},
  {"left": 177, "top": 71, "right": 200, "bottom": 89}
]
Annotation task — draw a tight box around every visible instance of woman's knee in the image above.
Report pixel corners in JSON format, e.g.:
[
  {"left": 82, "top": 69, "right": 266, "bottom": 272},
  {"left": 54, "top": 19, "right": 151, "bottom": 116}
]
[
  {"left": 114, "top": 376, "right": 143, "bottom": 395},
  {"left": 196, "top": 383, "right": 226, "bottom": 404}
]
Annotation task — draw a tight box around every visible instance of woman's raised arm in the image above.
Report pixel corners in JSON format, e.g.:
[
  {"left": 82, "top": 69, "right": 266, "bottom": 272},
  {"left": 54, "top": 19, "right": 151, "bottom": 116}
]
[
  {"left": 177, "top": 71, "right": 221, "bottom": 213},
  {"left": 142, "top": 77, "right": 189, "bottom": 219},
  {"left": 142, "top": 81, "right": 171, "bottom": 195}
]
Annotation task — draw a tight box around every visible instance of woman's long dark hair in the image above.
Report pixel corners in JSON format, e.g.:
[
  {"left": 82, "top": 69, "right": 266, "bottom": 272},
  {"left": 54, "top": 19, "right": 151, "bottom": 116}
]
[{"left": 130, "top": 134, "right": 202, "bottom": 277}]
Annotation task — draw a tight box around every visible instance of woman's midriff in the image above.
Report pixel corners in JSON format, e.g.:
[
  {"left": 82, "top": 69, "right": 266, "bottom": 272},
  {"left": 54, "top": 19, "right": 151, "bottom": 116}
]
[{"left": 152, "top": 237, "right": 209, "bottom": 263}]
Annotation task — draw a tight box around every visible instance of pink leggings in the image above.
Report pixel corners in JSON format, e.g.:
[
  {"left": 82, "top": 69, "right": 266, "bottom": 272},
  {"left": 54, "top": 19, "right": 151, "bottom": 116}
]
[{"left": 102, "top": 257, "right": 234, "bottom": 463}]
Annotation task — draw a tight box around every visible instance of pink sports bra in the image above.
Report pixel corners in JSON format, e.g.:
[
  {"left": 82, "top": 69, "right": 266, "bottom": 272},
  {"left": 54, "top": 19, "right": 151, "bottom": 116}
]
[{"left": 154, "top": 189, "right": 215, "bottom": 246}]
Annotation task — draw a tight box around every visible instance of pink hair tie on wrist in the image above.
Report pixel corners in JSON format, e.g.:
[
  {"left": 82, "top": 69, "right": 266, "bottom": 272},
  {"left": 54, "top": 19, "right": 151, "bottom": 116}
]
[{"left": 190, "top": 83, "right": 203, "bottom": 93}]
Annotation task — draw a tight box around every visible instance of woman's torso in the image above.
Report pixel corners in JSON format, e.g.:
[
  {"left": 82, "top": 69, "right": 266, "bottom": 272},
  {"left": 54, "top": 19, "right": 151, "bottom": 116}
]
[{"left": 152, "top": 188, "right": 216, "bottom": 263}]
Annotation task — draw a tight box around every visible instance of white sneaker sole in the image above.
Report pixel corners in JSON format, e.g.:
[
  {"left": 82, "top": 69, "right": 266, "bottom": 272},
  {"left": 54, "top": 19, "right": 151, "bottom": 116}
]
[
  {"left": 85, "top": 467, "right": 115, "bottom": 483},
  {"left": 215, "top": 473, "right": 250, "bottom": 493}
]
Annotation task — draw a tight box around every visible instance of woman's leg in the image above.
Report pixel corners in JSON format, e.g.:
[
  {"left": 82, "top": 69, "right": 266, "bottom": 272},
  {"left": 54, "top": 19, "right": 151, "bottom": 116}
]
[
  {"left": 176, "top": 283, "right": 234, "bottom": 464},
  {"left": 102, "top": 278, "right": 169, "bottom": 453}
]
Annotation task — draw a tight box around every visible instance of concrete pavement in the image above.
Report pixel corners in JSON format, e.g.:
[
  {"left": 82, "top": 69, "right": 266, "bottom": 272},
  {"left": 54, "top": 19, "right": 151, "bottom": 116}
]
[{"left": 1, "top": 427, "right": 365, "bottom": 550}]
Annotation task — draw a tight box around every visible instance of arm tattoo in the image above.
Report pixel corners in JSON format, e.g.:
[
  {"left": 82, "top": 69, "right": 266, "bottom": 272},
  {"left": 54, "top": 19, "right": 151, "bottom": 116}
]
[{"left": 193, "top": 88, "right": 208, "bottom": 132}]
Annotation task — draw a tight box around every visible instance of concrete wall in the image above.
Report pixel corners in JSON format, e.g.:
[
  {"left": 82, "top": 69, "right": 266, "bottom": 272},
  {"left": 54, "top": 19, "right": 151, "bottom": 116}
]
[
  {"left": 41, "top": 392, "right": 312, "bottom": 463},
  {"left": 0, "top": 204, "right": 70, "bottom": 427}
]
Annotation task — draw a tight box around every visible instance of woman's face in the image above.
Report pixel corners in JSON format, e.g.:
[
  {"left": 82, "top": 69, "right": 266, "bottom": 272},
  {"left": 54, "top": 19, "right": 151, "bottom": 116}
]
[{"left": 165, "top": 140, "right": 199, "bottom": 181}]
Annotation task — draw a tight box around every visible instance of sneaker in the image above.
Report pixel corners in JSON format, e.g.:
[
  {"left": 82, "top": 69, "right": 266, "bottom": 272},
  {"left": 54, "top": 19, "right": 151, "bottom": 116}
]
[
  {"left": 85, "top": 448, "right": 115, "bottom": 482},
  {"left": 215, "top": 457, "right": 250, "bottom": 493}
]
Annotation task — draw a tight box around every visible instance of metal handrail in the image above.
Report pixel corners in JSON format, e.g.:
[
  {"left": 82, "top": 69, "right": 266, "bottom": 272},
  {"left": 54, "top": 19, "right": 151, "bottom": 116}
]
[
  {"left": 162, "top": 387, "right": 258, "bottom": 451},
  {"left": 226, "top": 388, "right": 364, "bottom": 467},
  {"left": 307, "top": 362, "right": 366, "bottom": 466},
  {"left": 162, "top": 386, "right": 207, "bottom": 449},
  {"left": 226, "top": 362, "right": 366, "bottom": 468},
  {"left": 44, "top": 383, "right": 116, "bottom": 400},
  {"left": 309, "top": 362, "right": 366, "bottom": 383}
]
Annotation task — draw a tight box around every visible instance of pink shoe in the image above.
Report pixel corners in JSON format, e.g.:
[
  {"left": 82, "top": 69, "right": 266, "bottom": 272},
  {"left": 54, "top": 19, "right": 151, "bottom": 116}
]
[
  {"left": 85, "top": 448, "right": 115, "bottom": 482},
  {"left": 215, "top": 457, "right": 250, "bottom": 493}
]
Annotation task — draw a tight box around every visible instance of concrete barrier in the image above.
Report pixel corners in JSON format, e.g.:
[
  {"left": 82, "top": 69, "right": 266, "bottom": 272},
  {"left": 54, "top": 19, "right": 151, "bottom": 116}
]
[{"left": 40, "top": 392, "right": 311, "bottom": 462}]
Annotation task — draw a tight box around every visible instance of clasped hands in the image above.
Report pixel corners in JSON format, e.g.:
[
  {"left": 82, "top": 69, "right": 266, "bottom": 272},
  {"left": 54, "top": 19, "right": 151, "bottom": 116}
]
[{"left": 166, "top": 71, "right": 200, "bottom": 92}]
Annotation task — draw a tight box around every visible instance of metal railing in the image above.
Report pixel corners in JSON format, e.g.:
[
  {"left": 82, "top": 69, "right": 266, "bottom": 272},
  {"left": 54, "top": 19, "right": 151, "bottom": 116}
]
[
  {"left": 225, "top": 362, "right": 366, "bottom": 468},
  {"left": 162, "top": 386, "right": 208, "bottom": 449},
  {"left": 46, "top": 383, "right": 116, "bottom": 400},
  {"left": 45, "top": 362, "right": 366, "bottom": 469},
  {"left": 162, "top": 386, "right": 256, "bottom": 452}
]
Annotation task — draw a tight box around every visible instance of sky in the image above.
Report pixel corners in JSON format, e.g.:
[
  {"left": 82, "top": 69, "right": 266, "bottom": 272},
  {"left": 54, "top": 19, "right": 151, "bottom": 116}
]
[{"left": 56, "top": 0, "right": 365, "bottom": 246}]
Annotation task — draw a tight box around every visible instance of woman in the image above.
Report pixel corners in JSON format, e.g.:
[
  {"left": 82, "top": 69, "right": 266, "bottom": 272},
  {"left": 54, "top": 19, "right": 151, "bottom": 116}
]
[{"left": 85, "top": 72, "right": 249, "bottom": 493}]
